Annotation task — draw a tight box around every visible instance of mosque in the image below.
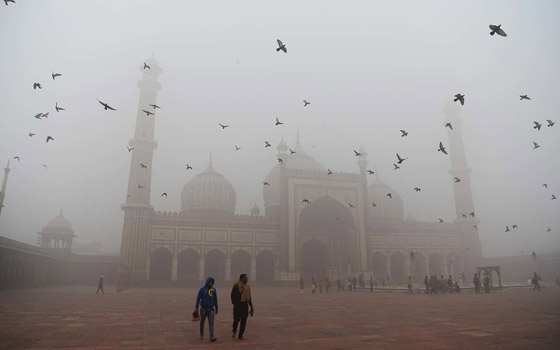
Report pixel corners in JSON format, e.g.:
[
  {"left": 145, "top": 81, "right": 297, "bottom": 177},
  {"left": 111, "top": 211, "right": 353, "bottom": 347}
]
[{"left": 117, "top": 58, "right": 482, "bottom": 286}]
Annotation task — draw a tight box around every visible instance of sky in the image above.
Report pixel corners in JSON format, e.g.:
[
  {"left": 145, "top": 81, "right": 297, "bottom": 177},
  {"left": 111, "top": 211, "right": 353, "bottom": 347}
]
[{"left": 0, "top": 0, "right": 559, "bottom": 257}]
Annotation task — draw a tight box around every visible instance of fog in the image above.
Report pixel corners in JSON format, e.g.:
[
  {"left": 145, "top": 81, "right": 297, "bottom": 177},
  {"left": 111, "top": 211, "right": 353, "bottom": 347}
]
[{"left": 0, "top": 0, "right": 559, "bottom": 257}]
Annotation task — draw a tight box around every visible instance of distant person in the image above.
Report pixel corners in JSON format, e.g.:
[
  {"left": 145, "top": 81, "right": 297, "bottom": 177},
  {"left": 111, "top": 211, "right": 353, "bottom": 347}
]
[
  {"left": 325, "top": 278, "right": 331, "bottom": 293},
  {"left": 453, "top": 281, "right": 461, "bottom": 293},
  {"left": 473, "top": 273, "right": 481, "bottom": 294},
  {"left": 352, "top": 277, "right": 357, "bottom": 291},
  {"left": 195, "top": 276, "right": 218, "bottom": 342},
  {"left": 231, "top": 274, "right": 254, "bottom": 340},
  {"left": 407, "top": 276, "right": 413, "bottom": 294},
  {"left": 483, "top": 273, "right": 490, "bottom": 293},
  {"left": 447, "top": 275, "right": 453, "bottom": 294},
  {"left": 96, "top": 275, "right": 104, "bottom": 295},
  {"left": 532, "top": 272, "right": 541, "bottom": 292},
  {"left": 319, "top": 278, "right": 323, "bottom": 293},
  {"left": 424, "top": 275, "right": 430, "bottom": 295},
  {"left": 311, "top": 278, "right": 317, "bottom": 294},
  {"left": 299, "top": 277, "right": 305, "bottom": 295},
  {"left": 369, "top": 275, "right": 374, "bottom": 292},
  {"left": 429, "top": 275, "right": 437, "bottom": 295}
]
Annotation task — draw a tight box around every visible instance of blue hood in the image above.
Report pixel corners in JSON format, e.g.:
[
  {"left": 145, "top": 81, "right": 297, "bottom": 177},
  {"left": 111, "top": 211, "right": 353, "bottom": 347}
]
[{"left": 205, "top": 276, "right": 215, "bottom": 288}]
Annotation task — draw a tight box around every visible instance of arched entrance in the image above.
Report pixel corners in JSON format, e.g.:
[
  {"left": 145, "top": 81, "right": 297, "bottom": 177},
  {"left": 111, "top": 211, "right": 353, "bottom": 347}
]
[
  {"left": 231, "top": 249, "right": 251, "bottom": 281},
  {"left": 446, "top": 252, "right": 462, "bottom": 281},
  {"left": 300, "top": 240, "right": 329, "bottom": 279},
  {"left": 205, "top": 249, "right": 226, "bottom": 280},
  {"left": 298, "top": 195, "right": 356, "bottom": 277},
  {"left": 412, "top": 252, "right": 426, "bottom": 281},
  {"left": 149, "top": 247, "right": 172, "bottom": 281},
  {"left": 256, "top": 250, "right": 275, "bottom": 281},
  {"left": 390, "top": 252, "right": 406, "bottom": 283},
  {"left": 177, "top": 249, "right": 199, "bottom": 281},
  {"left": 429, "top": 252, "right": 444, "bottom": 277},
  {"left": 370, "top": 251, "right": 387, "bottom": 281}
]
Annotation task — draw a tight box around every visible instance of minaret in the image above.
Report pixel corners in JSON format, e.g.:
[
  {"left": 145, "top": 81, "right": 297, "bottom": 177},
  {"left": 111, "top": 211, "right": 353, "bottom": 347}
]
[
  {"left": 0, "top": 160, "right": 10, "bottom": 217},
  {"left": 443, "top": 101, "right": 482, "bottom": 278},
  {"left": 118, "top": 57, "right": 162, "bottom": 286}
]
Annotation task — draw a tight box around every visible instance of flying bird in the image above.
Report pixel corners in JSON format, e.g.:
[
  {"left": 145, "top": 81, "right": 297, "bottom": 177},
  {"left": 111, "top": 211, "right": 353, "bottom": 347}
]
[
  {"left": 413, "top": 187, "right": 421, "bottom": 192},
  {"left": 547, "top": 227, "right": 552, "bottom": 232},
  {"left": 41, "top": 164, "right": 48, "bottom": 169},
  {"left": 55, "top": 102, "right": 65, "bottom": 112},
  {"left": 149, "top": 104, "right": 161, "bottom": 109},
  {"left": 400, "top": 130, "right": 408, "bottom": 137},
  {"left": 186, "top": 164, "right": 193, "bottom": 170},
  {"left": 327, "top": 169, "right": 333, "bottom": 175},
  {"left": 371, "top": 203, "right": 377, "bottom": 207},
  {"left": 28, "top": 133, "right": 35, "bottom": 137},
  {"left": 289, "top": 148, "right": 296, "bottom": 155},
  {"left": 235, "top": 145, "right": 241, "bottom": 151},
  {"left": 302, "top": 199, "right": 309, "bottom": 204},
  {"left": 552, "top": 195, "right": 557, "bottom": 200},
  {"left": 46, "top": 136, "right": 54, "bottom": 143},
  {"left": 438, "top": 219, "right": 444, "bottom": 223},
  {"left": 143, "top": 62, "right": 151, "bottom": 70},
  {"left": 275, "top": 117, "right": 283, "bottom": 126},
  {"left": 348, "top": 203, "right": 355, "bottom": 208},
  {"left": 140, "top": 164, "right": 147, "bottom": 169},
  {"left": 218, "top": 123, "right": 229, "bottom": 129},
  {"left": 396, "top": 153, "right": 407, "bottom": 164},
  {"left": 263, "top": 182, "right": 270, "bottom": 186},
  {"left": 97, "top": 99, "right": 116, "bottom": 111},
  {"left": 543, "top": 184, "right": 547, "bottom": 189},
  {"left": 265, "top": 141, "right": 271, "bottom": 147},
  {"left": 276, "top": 39, "right": 287, "bottom": 53},
  {"left": 277, "top": 158, "right": 283, "bottom": 163},
  {"left": 353, "top": 150, "right": 362, "bottom": 157},
  {"left": 386, "top": 193, "right": 392, "bottom": 199},
  {"left": 533, "top": 121, "right": 542, "bottom": 130},
  {"left": 127, "top": 147, "right": 134, "bottom": 152},
  {"left": 512, "top": 225, "right": 518, "bottom": 229},
  {"left": 138, "top": 185, "right": 144, "bottom": 189},
  {"left": 445, "top": 123, "right": 453, "bottom": 130},
  {"left": 52, "top": 72, "right": 62, "bottom": 80},
  {"left": 489, "top": 24, "right": 507, "bottom": 37},
  {"left": 393, "top": 164, "right": 400, "bottom": 170},
  {"left": 453, "top": 94, "right": 465, "bottom": 105},
  {"left": 532, "top": 142, "right": 540, "bottom": 149},
  {"left": 303, "top": 100, "right": 310, "bottom": 106},
  {"left": 461, "top": 214, "right": 467, "bottom": 219},
  {"left": 469, "top": 212, "right": 475, "bottom": 217},
  {"left": 505, "top": 226, "right": 510, "bottom": 232},
  {"left": 33, "top": 83, "right": 42, "bottom": 90},
  {"left": 546, "top": 120, "right": 555, "bottom": 127},
  {"left": 142, "top": 109, "right": 154, "bottom": 116},
  {"left": 454, "top": 177, "right": 461, "bottom": 183},
  {"left": 474, "top": 225, "right": 478, "bottom": 230},
  {"left": 34, "top": 113, "right": 43, "bottom": 119},
  {"left": 12, "top": 156, "right": 20, "bottom": 162},
  {"left": 438, "top": 142, "right": 448, "bottom": 155},
  {"left": 367, "top": 170, "right": 374, "bottom": 175},
  {"left": 4, "top": 0, "right": 16, "bottom": 6},
  {"left": 520, "top": 95, "right": 531, "bottom": 100},
  {"left": 161, "top": 193, "right": 167, "bottom": 198},
  {"left": 41, "top": 112, "right": 49, "bottom": 119}
]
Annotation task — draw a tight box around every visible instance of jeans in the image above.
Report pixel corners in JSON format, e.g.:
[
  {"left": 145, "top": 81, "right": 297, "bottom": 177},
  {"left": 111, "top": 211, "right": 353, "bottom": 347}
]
[{"left": 200, "top": 307, "right": 215, "bottom": 338}]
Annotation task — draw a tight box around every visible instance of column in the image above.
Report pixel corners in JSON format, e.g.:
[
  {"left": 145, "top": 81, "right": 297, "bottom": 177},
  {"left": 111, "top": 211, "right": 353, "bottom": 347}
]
[
  {"left": 225, "top": 258, "right": 231, "bottom": 281},
  {"left": 199, "top": 258, "right": 205, "bottom": 281},
  {"left": 386, "top": 257, "right": 391, "bottom": 282},
  {"left": 171, "top": 257, "right": 178, "bottom": 281},
  {"left": 250, "top": 259, "right": 256, "bottom": 281}
]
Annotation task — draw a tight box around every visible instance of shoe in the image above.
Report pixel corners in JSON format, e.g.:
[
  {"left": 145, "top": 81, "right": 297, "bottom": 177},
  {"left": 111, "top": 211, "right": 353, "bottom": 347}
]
[
  {"left": 210, "top": 338, "right": 217, "bottom": 342},
  {"left": 238, "top": 336, "right": 245, "bottom": 340}
]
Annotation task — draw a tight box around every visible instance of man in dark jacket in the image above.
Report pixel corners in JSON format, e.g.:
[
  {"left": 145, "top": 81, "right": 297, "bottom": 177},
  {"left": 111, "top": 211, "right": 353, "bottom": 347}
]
[
  {"left": 231, "top": 274, "right": 253, "bottom": 340},
  {"left": 473, "top": 273, "right": 481, "bottom": 294},
  {"left": 195, "top": 277, "right": 218, "bottom": 342},
  {"left": 424, "top": 275, "right": 430, "bottom": 295},
  {"left": 96, "top": 275, "right": 104, "bottom": 294}
]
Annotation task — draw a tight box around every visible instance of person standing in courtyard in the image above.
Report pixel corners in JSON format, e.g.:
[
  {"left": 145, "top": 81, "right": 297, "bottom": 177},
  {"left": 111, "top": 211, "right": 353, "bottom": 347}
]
[
  {"left": 424, "top": 275, "right": 430, "bottom": 295},
  {"left": 325, "top": 277, "right": 331, "bottom": 293},
  {"left": 369, "top": 275, "right": 374, "bottom": 292},
  {"left": 299, "top": 277, "right": 305, "bottom": 294},
  {"left": 483, "top": 273, "right": 490, "bottom": 294},
  {"left": 352, "top": 277, "right": 357, "bottom": 291},
  {"left": 532, "top": 272, "right": 541, "bottom": 292},
  {"left": 311, "top": 277, "right": 317, "bottom": 294},
  {"left": 447, "top": 275, "right": 453, "bottom": 294},
  {"left": 473, "top": 273, "right": 481, "bottom": 294},
  {"left": 195, "top": 276, "right": 219, "bottom": 342},
  {"left": 96, "top": 275, "right": 104, "bottom": 295},
  {"left": 429, "top": 275, "right": 436, "bottom": 295},
  {"left": 231, "top": 274, "right": 254, "bottom": 340},
  {"left": 407, "top": 276, "right": 413, "bottom": 294}
]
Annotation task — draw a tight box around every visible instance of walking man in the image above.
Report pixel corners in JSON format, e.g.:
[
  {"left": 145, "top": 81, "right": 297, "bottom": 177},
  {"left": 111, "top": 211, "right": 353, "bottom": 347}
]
[
  {"left": 532, "top": 272, "right": 541, "bottom": 292},
  {"left": 96, "top": 275, "right": 104, "bottom": 294},
  {"left": 325, "top": 277, "right": 331, "bottom": 293},
  {"left": 424, "top": 275, "right": 430, "bottom": 295},
  {"left": 231, "top": 274, "right": 254, "bottom": 340},
  {"left": 483, "top": 273, "right": 491, "bottom": 293},
  {"left": 195, "top": 277, "right": 218, "bottom": 342},
  {"left": 473, "top": 273, "right": 481, "bottom": 294}
]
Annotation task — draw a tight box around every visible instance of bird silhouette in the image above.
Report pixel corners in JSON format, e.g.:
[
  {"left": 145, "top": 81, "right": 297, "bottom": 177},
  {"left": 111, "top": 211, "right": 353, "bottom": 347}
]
[
  {"left": 127, "top": 147, "right": 134, "bottom": 152},
  {"left": 140, "top": 164, "right": 147, "bottom": 169},
  {"left": 354, "top": 150, "right": 362, "bottom": 157},
  {"left": 276, "top": 39, "right": 287, "bottom": 53},
  {"left": 289, "top": 148, "right": 296, "bottom": 155},
  {"left": 400, "top": 130, "right": 408, "bottom": 137},
  {"left": 512, "top": 225, "right": 518, "bottom": 229},
  {"left": 277, "top": 158, "right": 283, "bottom": 163},
  {"left": 41, "top": 112, "right": 49, "bottom": 119},
  {"left": 218, "top": 123, "right": 229, "bottom": 129},
  {"left": 445, "top": 123, "right": 453, "bottom": 130},
  {"left": 161, "top": 193, "right": 167, "bottom": 198},
  {"left": 4, "top": 0, "right": 16, "bottom": 6},
  {"left": 34, "top": 113, "right": 43, "bottom": 120},
  {"left": 97, "top": 99, "right": 116, "bottom": 111},
  {"left": 474, "top": 225, "right": 478, "bottom": 230},
  {"left": 438, "top": 219, "right": 444, "bottom": 223},
  {"left": 386, "top": 193, "right": 392, "bottom": 199},
  {"left": 186, "top": 164, "right": 193, "bottom": 170},
  {"left": 393, "top": 164, "right": 400, "bottom": 170},
  {"left": 396, "top": 153, "right": 407, "bottom": 164},
  {"left": 461, "top": 214, "right": 467, "bottom": 219},
  {"left": 149, "top": 104, "right": 161, "bottom": 109},
  {"left": 327, "top": 169, "right": 333, "bottom": 175},
  {"left": 546, "top": 120, "right": 555, "bottom": 127},
  {"left": 454, "top": 177, "right": 461, "bottom": 183},
  {"left": 469, "top": 212, "right": 475, "bottom": 217},
  {"left": 265, "top": 141, "right": 271, "bottom": 147},
  {"left": 143, "top": 62, "right": 151, "bottom": 70},
  {"left": 505, "top": 226, "right": 510, "bottom": 232},
  {"left": 55, "top": 102, "right": 65, "bottom": 112},
  {"left": 348, "top": 203, "right": 355, "bottom": 208},
  {"left": 28, "top": 133, "right": 35, "bottom": 137},
  {"left": 52, "top": 72, "right": 62, "bottom": 80},
  {"left": 235, "top": 145, "right": 241, "bottom": 151},
  {"left": 367, "top": 170, "right": 374, "bottom": 175},
  {"left": 275, "top": 117, "right": 283, "bottom": 126},
  {"left": 371, "top": 203, "right": 377, "bottom": 207},
  {"left": 454, "top": 94, "right": 465, "bottom": 105},
  {"left": 303, "top": 100, "right": 310, "bottom": 106},
  {"left": 33, "top": 83, "right": 42, "bottom": 90},
  {"left": 414, "top": 187, "right": 421, "bottom": 192},
  {"left": 12, "top": 156, "right": 20, "bottom": 162},
  {"left": 489, "top": 24, "right": 507, "bottom": 37},
  {"left": 438, "top": 142, "right": 448, "bottom": 155},
  {"left": 263, "top": 182, "right": 270, "bottom": 186},
  {"left": 138, "top": 185, "right": 144, "bottom": 189},
  {"left": 547, "top": 227, "right": 552, "bottom": 232},
  {"left": 302, "top": 199, "right": 309, "bottom": 204},
  {"left": 543, "top": 184, "right": 547, "bottom": 189},
  {"left": 520, "top": 95, "right": 531, "bottom": 100},
  {"left": 533, "top": 142, "right": 540, "bottom": 149},
  {"left": 46, "top": 136, "right": 54, "bottom": 143},
  {"left": 142, "top": 109, "right": 154, "bottom": 116},
  {"left": 534, "top": 121, "right": 542, "bottom": 130},
  {"left": 552, "top": 195, "right": 557, "bottom": 200},
  {"left": 41, "top": 164, "right": 48, "bottom": 169}
]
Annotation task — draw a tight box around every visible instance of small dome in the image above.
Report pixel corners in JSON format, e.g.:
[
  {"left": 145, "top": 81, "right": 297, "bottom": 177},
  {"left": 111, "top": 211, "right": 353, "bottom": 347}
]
[
  {"left": 368, "top": 176, "right": 404, "bottom": 222},
  {"left": 181, "top": 161, "right": 236, "bottom": 215},
  {"left": 46, "top": 210, "right": 73, "bottom": 230},
  {"left": 250, "top": 203, "right": 260, "bottom": 216}
]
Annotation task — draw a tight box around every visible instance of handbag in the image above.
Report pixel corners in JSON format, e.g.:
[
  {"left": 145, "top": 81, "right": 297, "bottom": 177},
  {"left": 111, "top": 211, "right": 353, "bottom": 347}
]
[{"left": 192, "top": 309, "right": 200, "bottom": 321}]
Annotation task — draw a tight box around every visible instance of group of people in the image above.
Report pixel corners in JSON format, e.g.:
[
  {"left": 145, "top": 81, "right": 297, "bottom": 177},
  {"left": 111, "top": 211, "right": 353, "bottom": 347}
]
[
  {"left": 423, "top": 275, "right": 461, "bottom": 295},
  {"left": 194, "top": 274, "right": 254, "bottom": 342}
]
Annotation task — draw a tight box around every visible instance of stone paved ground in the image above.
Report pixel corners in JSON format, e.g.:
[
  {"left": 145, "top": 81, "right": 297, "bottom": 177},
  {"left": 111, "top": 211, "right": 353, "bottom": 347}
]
[{"left": 0, "top": 285, "right": 559, "bottom": 350}]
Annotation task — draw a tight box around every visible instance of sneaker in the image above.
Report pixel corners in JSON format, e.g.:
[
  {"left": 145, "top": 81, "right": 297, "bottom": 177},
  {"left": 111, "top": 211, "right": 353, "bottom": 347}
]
[{"left": 210, "top": 338, "right": 217, "bottom": 342}]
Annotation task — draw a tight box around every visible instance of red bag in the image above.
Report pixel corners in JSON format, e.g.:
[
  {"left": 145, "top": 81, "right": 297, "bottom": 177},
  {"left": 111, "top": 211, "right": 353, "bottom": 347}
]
[{"left": 192, "top": 309, "right": 200, "bottom": 321}]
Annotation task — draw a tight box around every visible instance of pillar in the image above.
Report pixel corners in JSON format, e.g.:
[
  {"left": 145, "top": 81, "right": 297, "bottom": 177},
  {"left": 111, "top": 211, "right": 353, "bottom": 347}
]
[
  {"left": 250, "top": 259, "right": 256, "bottom": 281},
  {"left": 225, "top": 258, "right": 231, "bottom": 281},
  {"left": 171, "top": 257, "right": 178, "bottom": 281}
]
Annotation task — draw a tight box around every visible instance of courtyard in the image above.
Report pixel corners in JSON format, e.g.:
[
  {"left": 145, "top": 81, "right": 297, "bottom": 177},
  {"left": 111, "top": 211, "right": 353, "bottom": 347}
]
[{"left": 0, "top": 285, "right": 558, "bottom": 350}]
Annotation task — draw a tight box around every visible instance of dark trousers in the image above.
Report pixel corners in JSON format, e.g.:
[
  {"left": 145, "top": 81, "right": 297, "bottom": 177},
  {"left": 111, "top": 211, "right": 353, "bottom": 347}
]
[
  {"left": 533, "top": 282, "right": 541, "bottom": 291},
  {"left": 425, "top": 285, "right": 429, "bottom": 294},
  {"left": 232, "top": 303, "right": 249, "bottom": 338},
  {"left": 96, "top": 286, "right": 104, "bottom": 294},
  {"left": 474, "top": 284, "right": 480, "bottom": 293},
  {"left": 484, "top": 284, "right": 490, "bottom": 293}
]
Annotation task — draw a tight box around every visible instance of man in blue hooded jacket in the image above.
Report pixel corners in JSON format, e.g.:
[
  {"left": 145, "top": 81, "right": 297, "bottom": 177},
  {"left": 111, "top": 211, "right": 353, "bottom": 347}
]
[{"left": 195, "top": 277, "right": 219, "bottom": 342}]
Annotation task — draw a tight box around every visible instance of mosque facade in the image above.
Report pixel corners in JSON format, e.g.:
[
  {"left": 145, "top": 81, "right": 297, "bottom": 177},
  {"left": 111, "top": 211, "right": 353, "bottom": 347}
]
[{"left": 117, "top": 58, "right": 482, "bottom": 286}]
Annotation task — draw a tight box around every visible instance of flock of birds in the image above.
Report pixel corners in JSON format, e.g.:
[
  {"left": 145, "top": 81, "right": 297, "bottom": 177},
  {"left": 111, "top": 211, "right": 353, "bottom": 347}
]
[{"left": 5, "top": 15, "right": 557, "bottom": 239}]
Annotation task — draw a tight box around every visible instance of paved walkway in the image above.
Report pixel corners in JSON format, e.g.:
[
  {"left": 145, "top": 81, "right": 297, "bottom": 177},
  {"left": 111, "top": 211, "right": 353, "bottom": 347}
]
[{"left": 0, "top": 285, "right": 558, "bottom": 349}]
